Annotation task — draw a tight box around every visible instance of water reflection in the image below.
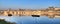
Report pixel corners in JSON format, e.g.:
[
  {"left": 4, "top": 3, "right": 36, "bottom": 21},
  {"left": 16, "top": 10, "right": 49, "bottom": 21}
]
[{"left": 0, "top": 16, "right": 60, "bottom": 24}]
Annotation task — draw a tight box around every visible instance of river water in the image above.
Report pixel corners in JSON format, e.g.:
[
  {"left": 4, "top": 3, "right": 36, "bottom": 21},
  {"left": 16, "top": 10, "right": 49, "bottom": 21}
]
[{"left": 0, "top": 16, "right": 60, "bottom": 24}]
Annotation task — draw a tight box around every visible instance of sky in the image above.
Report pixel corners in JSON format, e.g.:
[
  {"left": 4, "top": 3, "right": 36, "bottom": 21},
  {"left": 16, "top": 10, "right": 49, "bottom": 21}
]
[{"left": 0, "top": 0, "right": 60, "bottom": 9}]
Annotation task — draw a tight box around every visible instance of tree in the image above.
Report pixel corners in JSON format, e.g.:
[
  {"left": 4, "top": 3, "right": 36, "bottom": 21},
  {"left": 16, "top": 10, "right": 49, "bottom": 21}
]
[{"left": 0, "top": 19, "right": 16, "bottom": 24}]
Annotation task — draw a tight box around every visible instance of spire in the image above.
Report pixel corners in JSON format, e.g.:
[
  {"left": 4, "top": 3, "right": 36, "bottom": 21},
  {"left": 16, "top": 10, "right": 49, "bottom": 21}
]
[{"left": 8, "top": 8, "right": 11, "bottom": 11}]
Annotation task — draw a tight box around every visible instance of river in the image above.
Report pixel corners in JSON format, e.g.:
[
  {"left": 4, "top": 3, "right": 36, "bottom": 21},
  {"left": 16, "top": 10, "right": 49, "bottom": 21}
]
[{"left": 0, "top": 16, "right": 60, "bottom": 24}]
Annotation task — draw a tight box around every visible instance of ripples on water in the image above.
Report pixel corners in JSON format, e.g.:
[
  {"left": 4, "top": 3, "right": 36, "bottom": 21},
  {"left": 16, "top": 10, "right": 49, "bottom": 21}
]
[{"left": 0, "top": 16, "right": 60, "bottom": 24}]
